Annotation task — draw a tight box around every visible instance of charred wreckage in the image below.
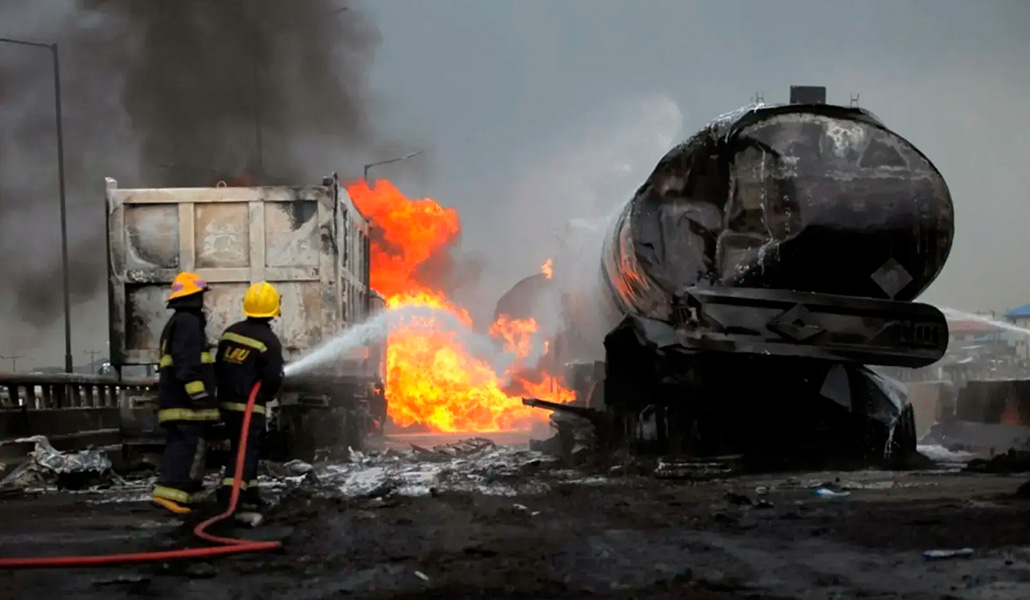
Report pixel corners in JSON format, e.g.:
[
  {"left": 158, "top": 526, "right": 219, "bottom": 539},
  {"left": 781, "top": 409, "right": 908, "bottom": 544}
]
[{"left": 519, "top": 86, "right": 954, "bottom": 469}]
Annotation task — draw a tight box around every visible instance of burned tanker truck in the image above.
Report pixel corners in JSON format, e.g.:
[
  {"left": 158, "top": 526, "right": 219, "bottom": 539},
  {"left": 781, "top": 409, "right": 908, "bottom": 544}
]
[{"left": 522, "top": 86, "right": 954, "bottom": 469}]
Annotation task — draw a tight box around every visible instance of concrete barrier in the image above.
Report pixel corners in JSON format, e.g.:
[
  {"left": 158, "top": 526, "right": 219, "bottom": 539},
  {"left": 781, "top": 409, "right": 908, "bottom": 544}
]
[
  {"left": 916, "top": 379, "right": 1030, "bottom": 456},
  {"left": 0, "top": 373, "right": 158, "bottom": 469},
  {"left": 955, "top": 379, "right": 1030, "bottom": 425},
  {"left": 906, "top": 380, "right": 955, "bottom": 439}
]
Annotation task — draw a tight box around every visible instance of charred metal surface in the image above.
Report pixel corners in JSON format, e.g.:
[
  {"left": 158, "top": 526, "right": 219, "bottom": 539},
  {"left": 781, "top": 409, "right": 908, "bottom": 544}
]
[
  {"left": 522, "top": 397, "right": 605, "bottom": 424},
  {"left": 124, "top": 204, "right": 180, "bottom": 270},
  {"left": 601, "top": 102, "right": 954, "bottom": 319},
  {"left": 106, "top": 178, "right": 373, "bottom": 367},
  {"left": 550, "top": 94, "right": 955, "bottom": 466},
  {"left": 602, "top": 318, "right": 916, "bottom": 468},
  {"left": 269, "top": 374, "right": 381, "bottom": 459},
  {"left": 265, "top": 200, "right": 319, "bottom": 268},
  {"left": 195, "top": 202, "right": 250, "bottom": 268},
  {"left": 103, "top": 177, "right": 377, "bottom": 461},
  {"left": 673, "top": 286, "right": 948, "bottom": 368},
  {"left": 493, "top": 273, "right": 555, "bottom": 322}
]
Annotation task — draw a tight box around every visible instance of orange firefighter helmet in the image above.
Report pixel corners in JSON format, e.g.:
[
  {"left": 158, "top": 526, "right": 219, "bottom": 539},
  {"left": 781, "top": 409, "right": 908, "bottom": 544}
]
[{"left": 167, "top": 272, "right": 209, "bottom": 301}]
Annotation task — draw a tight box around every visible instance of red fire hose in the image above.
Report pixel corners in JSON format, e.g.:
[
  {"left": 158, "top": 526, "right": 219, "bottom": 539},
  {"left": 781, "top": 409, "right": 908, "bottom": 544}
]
[{"left": 0, "top": 382, "right": 282, "bottom": 568}]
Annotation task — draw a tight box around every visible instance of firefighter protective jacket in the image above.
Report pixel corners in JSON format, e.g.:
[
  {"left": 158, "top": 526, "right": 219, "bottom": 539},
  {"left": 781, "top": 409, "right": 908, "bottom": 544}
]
[
  {"left": 215, "top": 318, "right": 285, "bottom": 416},
  {"left": 157, "top": 297, "right": 217, "bottom": 424}
]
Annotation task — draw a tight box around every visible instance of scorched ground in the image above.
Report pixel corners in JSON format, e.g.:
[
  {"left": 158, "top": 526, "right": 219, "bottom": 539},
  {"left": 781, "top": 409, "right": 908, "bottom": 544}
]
[{"left": 4, "top": 440, "right": 1030, "bottom": 599}]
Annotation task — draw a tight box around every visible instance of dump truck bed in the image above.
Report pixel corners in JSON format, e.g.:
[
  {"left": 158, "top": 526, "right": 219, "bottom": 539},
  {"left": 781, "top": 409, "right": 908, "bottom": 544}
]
[{"left": 105, "top": 177, "right": 372, "bottom": 367}]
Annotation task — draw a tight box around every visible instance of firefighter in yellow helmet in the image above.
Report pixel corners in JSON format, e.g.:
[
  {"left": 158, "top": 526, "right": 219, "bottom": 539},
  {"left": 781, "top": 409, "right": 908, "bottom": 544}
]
[
  {"left": 214, "top": 281, "right": 285, "bottom": 514},
  {"left": 152, "top": 272, "right": 218, "bottom": 514}
]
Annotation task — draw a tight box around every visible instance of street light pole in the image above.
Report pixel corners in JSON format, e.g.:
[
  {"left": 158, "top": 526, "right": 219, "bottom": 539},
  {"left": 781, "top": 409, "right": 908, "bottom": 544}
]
[
  {"left": 52, "top": 44, "right": 72, "bottom": 374},
  {"left": 1, "top": 355, "right": 22, "bottom": 373},
  {"left": 362, "top": 150, "right": 425, "bottom": 182},
  {"left": 0, "top": 37, "right": 73, "bottom": 373}
]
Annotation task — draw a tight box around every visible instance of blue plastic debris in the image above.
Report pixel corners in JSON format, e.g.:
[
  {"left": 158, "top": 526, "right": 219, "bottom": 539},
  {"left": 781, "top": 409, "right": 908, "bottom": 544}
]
[
  {"left": 922, "top": 548, "right": 973, "bottom": 560},
  {"left": 813, "top": 488, "right": 851, "bottom": 498}
]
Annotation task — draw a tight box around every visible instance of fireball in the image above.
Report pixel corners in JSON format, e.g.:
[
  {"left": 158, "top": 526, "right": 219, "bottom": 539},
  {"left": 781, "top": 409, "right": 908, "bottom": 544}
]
[{"left": 347, "top": 179, "right": 574, "bottom": 433}]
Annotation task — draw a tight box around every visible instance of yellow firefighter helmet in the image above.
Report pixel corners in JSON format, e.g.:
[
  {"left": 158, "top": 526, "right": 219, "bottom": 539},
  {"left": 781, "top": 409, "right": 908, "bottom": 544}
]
[{"left": 243, "top": 281, "right": 281, "bottom": 318}]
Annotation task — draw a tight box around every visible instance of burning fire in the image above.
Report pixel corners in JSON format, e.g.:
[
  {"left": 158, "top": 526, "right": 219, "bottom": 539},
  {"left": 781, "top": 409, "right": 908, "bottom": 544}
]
[
  {"left": 347, "top": 179, "right": 574, "bottom": 433},
  {"left": 541, "top": 258, "right": 554, "bottom": 279},
  {"left": 1002, "top": 400, "right": 1022, "bottom": 426}
]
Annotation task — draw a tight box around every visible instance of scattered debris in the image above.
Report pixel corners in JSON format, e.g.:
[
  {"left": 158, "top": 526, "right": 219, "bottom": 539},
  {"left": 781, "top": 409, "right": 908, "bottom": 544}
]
[
  {"left": 323, "top": 439, "right": 561, "bottom": 498},
  {"left": 260, "top": 459, "right": 316, "bottom": 481},
  {"left": 966, "top": 449, "right": 1030, "bottom": 474},
  {"left": 411, "top": 437, "right": 496, "bottom": 461},
  {"left": 283, "top": 459, "right": 314, "bottom": 475},
  {"left": 916, "top": 444, "right": 977, "bottom": 463},
  {"left": 525, "top": 403, "right": 609, "bottom": 465},
  {"left": 836, "top": 479, "right": 938, "bottom": 491},
  {"left": 183, "top": 562, "right": 218, "bottom": 578},
  {"left": 235, "top": 511, "right": 264, "bottom": 528},
  {"left": 813, "top": 488, "right": 851, "bottom": 499},
  {"left": 922, "top": 548, "right": 974, "bottom": 560},
  {"left": 91, "top": 575, "right": 150, "bottom": 591},
  {"left": 654, "top": 457, "right": 737, "bottom": 480},
  {"left": 0, "top": 436, "right": 112, "bottom": 491}
]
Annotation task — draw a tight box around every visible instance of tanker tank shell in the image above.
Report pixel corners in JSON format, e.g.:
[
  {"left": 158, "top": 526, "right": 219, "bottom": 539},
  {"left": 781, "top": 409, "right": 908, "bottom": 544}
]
[{"left": 600, "top": 102, "right": 955, "bottom": 322}]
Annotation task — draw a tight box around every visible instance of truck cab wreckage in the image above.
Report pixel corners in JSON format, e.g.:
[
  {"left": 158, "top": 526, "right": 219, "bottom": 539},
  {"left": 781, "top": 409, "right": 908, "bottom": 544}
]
[{"left": 522, "top": 86, "right": 954, "bottom": 469}]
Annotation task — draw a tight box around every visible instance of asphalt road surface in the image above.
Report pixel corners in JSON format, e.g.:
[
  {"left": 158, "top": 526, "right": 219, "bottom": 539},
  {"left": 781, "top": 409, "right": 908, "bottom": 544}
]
[{"left": 2, "top": 439, "right": 1030, "bottom": 599}]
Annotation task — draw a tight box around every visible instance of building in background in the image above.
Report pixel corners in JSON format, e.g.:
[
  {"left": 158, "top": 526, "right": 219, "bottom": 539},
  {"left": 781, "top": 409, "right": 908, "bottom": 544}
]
[{"left": 1004, "top": 304, "right": 1030, "bottom": 359}]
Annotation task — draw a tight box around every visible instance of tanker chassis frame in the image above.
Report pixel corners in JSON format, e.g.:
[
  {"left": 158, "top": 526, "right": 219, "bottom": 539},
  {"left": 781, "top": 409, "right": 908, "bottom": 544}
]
[{"left": 533, "top": 285, "right": 949, "bottom": 470}]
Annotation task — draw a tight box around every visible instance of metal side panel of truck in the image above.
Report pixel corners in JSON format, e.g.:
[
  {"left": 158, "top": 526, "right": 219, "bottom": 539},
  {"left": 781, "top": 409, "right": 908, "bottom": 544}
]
[
  {"left": 105, "top": 176, "right": 378, "bottom": 457},
  {"left": 106, "top": 176, "right": 370, "bottom": 365}
]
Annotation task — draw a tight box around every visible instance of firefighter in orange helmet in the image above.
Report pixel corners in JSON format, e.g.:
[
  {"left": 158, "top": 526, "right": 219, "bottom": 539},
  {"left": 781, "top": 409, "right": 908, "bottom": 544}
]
[{"left": 151, "top": 272, "right": 218, "bottom": 514}]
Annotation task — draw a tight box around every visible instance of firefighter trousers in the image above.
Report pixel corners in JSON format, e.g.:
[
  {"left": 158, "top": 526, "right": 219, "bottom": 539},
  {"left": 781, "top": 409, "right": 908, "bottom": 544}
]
[
  {"left": 218, "top": 410, "right": 265, "bottom": 507},
  {"left": 153, "top": 422, "right": 208, "bottom": 505}
]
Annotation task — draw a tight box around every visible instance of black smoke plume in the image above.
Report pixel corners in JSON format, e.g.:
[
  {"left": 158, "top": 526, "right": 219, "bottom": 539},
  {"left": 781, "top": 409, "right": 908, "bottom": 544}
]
[{"left": 0, "top": 0, "right": 390, "bottom": 327}]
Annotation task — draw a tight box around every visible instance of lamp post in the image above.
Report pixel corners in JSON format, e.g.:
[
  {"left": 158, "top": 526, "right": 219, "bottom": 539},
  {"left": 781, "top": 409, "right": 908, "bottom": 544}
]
[
  {"left": 0, "top": 354, "right": 22, "bottom": 373},
  {"left": 0, "top": 37, "right": 72, "bottom": 373},
  {"left": 362, "top": 150, "right": 425, "bottom": 182}
]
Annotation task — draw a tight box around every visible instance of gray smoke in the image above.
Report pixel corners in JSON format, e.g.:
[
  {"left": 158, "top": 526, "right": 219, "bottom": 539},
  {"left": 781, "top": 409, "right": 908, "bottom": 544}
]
[{"left": 0, "top": 0, "right": 393, "bottom": 327}]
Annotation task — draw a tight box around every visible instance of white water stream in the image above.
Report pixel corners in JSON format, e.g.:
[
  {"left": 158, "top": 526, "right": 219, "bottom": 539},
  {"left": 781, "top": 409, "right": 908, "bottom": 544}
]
[
  {"left": 936, "top": 307, "right": 1030, "bottom": 337},
  {"left": 284, "top": 311, "right": 392, "bottom": 378},
  {"left": 282, "top": 303, "right": 1030, "bottom": 380},
  {"left": 283, "top": 305, "right": 519, "bottom": 379}
]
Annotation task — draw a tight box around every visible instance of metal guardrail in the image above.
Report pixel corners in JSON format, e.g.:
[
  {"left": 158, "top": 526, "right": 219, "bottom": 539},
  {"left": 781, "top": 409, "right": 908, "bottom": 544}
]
[{"left": 0, "top": 372, "right": 157, "bottom": 410}]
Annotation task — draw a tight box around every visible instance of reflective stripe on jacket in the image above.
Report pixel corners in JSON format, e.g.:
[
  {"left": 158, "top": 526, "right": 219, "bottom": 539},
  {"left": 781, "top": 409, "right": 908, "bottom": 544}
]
[
  {"left": 215, "top": 318, "right": 285, "bottom": 411},
  {"left": 157, "top": 301, "right": 218, "bottom": 423}
]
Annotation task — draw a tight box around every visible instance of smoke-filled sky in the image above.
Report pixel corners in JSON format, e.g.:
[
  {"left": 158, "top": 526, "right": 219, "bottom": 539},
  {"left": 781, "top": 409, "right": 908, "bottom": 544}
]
[{"left": 2, "top": 0, "right": 1029, "bottom": 368}]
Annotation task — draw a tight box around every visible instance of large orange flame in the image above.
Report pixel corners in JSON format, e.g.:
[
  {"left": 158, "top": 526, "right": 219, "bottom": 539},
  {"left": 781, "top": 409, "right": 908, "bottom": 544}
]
[{"left": 347, "top": 179, "right": 574, "bottom": 432}]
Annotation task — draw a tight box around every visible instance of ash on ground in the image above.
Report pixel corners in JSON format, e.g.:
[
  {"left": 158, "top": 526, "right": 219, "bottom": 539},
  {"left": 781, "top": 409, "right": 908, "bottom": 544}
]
[
  {"left": 40, "top": 436, "right": 621, "bottom": 509},
  {"left": 7, "top": 435, "right": 1030, "bottom": 599}
]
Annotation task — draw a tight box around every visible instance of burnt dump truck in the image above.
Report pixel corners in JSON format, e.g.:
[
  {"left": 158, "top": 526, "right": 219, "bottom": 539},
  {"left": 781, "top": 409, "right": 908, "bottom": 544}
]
[
  {"left": 527, "top": 86, "right": 954, "bottom": 469},
  {"left": 106, "top": 175, "right": 384, "bottom": 460}
]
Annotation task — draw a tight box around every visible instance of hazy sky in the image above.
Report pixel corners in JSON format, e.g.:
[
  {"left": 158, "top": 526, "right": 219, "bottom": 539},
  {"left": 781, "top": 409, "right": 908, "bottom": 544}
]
[{"left": 5, "top": 0, "right": 1030, "bottom": 368}]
